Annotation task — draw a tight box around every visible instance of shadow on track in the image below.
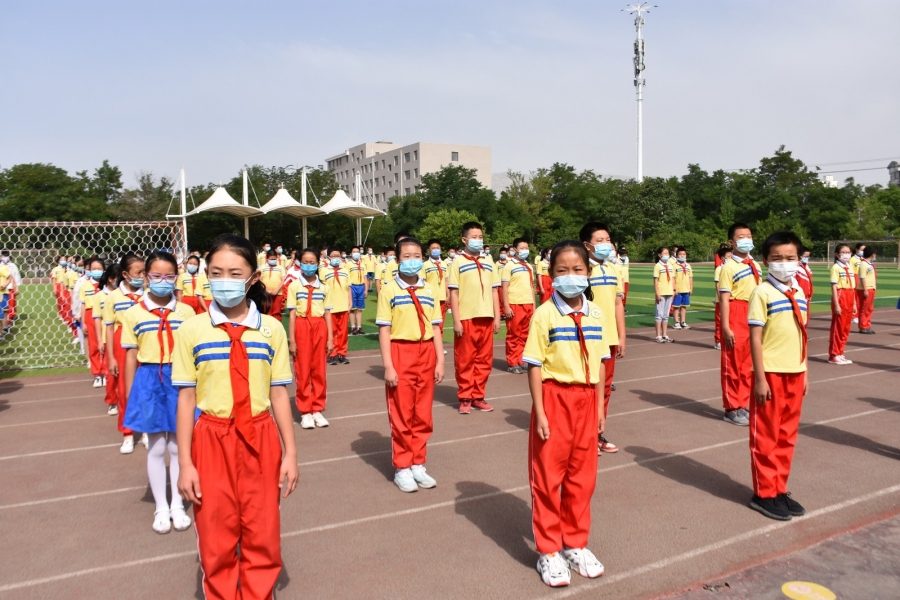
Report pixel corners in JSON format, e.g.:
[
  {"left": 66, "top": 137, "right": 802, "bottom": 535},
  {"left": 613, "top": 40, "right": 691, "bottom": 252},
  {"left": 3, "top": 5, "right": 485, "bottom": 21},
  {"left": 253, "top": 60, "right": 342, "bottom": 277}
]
[
  {"left": 631, "top": 389, "right": 723, "bottom": 421},
  {"left": 455, "top": 481, "right": 535, "bottom": 567},
  {"left": 504, "top": 408, "right": 531, "bottom": 431},
  {"left": 350, "top": 430, "right": 394, "bottom": 481}
]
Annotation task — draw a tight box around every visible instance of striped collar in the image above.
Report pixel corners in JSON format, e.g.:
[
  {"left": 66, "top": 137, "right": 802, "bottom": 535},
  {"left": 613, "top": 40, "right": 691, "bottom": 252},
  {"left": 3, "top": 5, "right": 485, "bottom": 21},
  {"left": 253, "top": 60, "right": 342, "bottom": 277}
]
[
  {"left": 765, "top": 274, "right": 798, "bottom": 294},
  {"left": 119, "top": 282, "right": 143, "bottom": 297},
  {"left": 394, "top": 274, "right": 424, "bottom": 289},
  {"left": 552, "top": 291, "right": 587, "bottom": 316},
  {"left": 732, "top": 254, "right": 754, "bottom": 263},
  {"left": 298, "top": 274, "right": 321, "bottom": 289}
]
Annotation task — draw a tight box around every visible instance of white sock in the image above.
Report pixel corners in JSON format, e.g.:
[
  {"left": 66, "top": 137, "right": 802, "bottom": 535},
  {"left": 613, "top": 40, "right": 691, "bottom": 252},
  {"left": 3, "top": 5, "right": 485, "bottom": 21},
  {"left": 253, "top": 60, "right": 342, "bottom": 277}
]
[
  {"left": 146, "top": 433, "right": 169, "bottom": 513},
  {"left": 166, "top": 435, "right": 183, "bottom": 511}
]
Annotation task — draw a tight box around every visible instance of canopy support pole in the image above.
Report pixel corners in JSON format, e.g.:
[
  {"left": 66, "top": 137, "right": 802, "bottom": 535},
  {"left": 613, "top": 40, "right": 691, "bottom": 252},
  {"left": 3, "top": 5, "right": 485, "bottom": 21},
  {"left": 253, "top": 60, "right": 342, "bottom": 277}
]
[
  {"left": 301, "top": 167, "right": 308, "bottom": 248},
  {"left": 242, "top": 169, "right": 250, "bottom": 239}
]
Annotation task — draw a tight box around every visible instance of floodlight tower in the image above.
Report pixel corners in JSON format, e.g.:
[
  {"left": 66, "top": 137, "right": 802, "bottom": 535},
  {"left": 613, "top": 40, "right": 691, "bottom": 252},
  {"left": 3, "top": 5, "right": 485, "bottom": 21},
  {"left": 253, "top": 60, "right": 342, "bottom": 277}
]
[{"left": 623, "top": 3, "right": 657, "bottom": 183}]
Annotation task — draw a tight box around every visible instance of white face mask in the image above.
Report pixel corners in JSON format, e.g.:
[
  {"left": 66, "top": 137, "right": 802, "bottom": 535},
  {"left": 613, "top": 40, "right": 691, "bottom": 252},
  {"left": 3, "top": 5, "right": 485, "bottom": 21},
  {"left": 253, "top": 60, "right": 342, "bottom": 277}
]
[
  {"left": 839, "top": 253, "right": 851, "bottom": 263},
  {"left": 768, "top": 261, "right": 799, "bottom": 283}
]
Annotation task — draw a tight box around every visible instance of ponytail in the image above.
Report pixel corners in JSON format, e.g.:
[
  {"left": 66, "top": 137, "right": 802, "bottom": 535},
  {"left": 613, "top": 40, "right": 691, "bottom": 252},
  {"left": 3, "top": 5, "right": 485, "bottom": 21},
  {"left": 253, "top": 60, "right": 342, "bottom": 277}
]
[{"left": 247, "top": 280, "right": 271, "bottom": 314}]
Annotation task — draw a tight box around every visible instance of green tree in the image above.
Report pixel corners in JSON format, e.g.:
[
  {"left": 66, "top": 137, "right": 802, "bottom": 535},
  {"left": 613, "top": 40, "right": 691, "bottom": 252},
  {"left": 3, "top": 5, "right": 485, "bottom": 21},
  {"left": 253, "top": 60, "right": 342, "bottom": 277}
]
[
  {"left": 112, "top": 172, "right": 175, "bottom": 221},
  {"left": 414, "top": 208, "right": 480, "bottom": 250},
  {"left": 0, "top": 163, "right": 110, "bottom": 221}
]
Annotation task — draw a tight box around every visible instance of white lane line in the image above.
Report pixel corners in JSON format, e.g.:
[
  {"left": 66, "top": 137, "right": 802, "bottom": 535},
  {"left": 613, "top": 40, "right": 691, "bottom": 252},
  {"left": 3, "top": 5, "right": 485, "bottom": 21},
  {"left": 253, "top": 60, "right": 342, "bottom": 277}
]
[
  {"left": 2, "top": 393, "right": 104, "bottom": 406},
  {"left": 0, "top": 443, "right": 120, "bottom": 461},
  {"left": 0, "top": 486, "right": 145, "bottom": 511},
  {"left": 542, "top": 483, "right": 900, "bottom": 599},
  {"left": 0, "top": 415, "right": 106, "bottom": 429}
]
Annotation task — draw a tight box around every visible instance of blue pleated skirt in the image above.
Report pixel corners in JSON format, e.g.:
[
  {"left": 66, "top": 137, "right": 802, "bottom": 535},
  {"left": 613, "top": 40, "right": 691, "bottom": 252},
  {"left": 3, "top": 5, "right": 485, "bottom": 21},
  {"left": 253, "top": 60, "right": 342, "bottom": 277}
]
[{"left": 123, "top": 363, "right": 178, "bottom": 434}]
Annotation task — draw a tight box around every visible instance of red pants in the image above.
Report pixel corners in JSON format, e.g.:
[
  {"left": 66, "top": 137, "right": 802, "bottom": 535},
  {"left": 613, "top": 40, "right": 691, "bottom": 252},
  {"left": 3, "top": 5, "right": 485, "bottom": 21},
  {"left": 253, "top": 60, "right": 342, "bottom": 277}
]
[
  {"left": 193, "top": 413, "right": 283, "bottom": 600},
  {"left": 529, "top": 380, "right": 599, "bottom": 554},
  {"left": 829, "top": 289, "right": 855, "bottom": 358},
  {"left": 294, "top": 316, "right": 328, "bottom": 413},
  {"left": 7, "top": 290, "right": 16, "bottom": 320},
  {"left": 622, "top": 282, "right": 629, "bottom": 306},
  {"left": 182, "top": 295, "right": 205, "bottom": 314},
  {"left": 539, "top": 276, "right": 552, "bottom": 305},
  {"left": 330, "top": 310, "right": 349, "bottom": 357},
  {"left": 856, "top": 289, "right": 875, "bottom": 330},
  {"left": 439, "top": 301, "right": 447, "bottom": 335},
  {"left": 113, "top": 328, "right": 132, "bottom": 436},
  {"left": 714, "top": 302, "right": 721, "bottom": 345},
  {"left": 84, "top": 309, "right": 103, "bottom": 377},
  {"left": 749, "top": 372, "right": 804, "bottom": 498},
  {"left": 268, "top": 293, "right": 285, "bottom": 319},
  {"left": 103, "top": 349, "right": 116, "bottom": 406},
  {"left": 721, "top": 300, "right": 751, "bottom": 411},
  {"left": 386, "top": 340, "right": 435, "bottom": 468},
  {"left": 454, "top": 317, "right": 494, "bottom": 402},
  {"left": 505, "top": 303, "right": 534, "bottom": 367},
  {"left": 602, "top": 348, "right": 617, "bottom": 418}
]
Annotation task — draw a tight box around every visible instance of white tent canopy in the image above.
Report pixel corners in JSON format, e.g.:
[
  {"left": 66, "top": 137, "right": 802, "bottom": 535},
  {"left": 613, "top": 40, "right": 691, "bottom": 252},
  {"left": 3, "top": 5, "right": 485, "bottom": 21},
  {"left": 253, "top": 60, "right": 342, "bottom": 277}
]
[
  {"left": 186, "top": 186, "right": 263, "bottom": 218},
  {"left": 320, "top": 189, "right": 385, "bottom": 219},
  {"left": 260, "top": 187, "right": 326, "bottom": 218}
]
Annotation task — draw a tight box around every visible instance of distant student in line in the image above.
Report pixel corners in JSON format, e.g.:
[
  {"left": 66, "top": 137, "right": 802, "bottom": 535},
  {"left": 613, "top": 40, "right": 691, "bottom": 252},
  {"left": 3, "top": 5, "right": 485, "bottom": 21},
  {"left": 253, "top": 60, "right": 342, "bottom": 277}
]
[
  {"left": 260, "top": 249, "right": 286, "bottom": 318},
  {"left": 347, "top": 246, "right": 367, "bottom": 335},
  {"left": 828, "top": 244, "right": 856, "bottom": 365},
  {"left": 795, "top": 248, "right": 813, "bottom": 304},
  {"left": 95, "top": 264, "right": 120, "bottom": 415},
  {"left": 321, "top": 247, "right": 351, "bottom": 365},
  {"left": 423, "top": 239, "right": 449, "bottom": 338},
  {"left": 672, "top": 248, "right": 693, "bottom": 330},
  {"left": 617, "top": 246, "right": 630, "bottom": 307},
  {"left": 524, "top": 240, "right": 609, "bottom": 588},
  {"left": 175, "top": 255, "right": 209, "bottom": 314},
  {"left": 747, "top": 231, "right": 808, "bottom": 522},
  {"left": 856, "top": 246, "right": 877, "bottom": 334},
  {"left": 653, "top": 247, "right": 674, "bottom": 343},
  {"left": 82, "top": 257, "right": 106, "bottom": 387},
  {"left": 849, "top": 243, "right": 865, "bottom": 325},
  {"left": 501, "top": 238, "right": 536, "bottom": 374},
  {"left": 713, "top": 247, "right": 732, "bottom": 350}
]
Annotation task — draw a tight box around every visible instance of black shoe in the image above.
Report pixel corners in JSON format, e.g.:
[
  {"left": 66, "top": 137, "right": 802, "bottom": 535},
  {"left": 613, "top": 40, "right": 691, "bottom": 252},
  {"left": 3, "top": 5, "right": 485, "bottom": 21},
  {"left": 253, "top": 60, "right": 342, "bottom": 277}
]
[
  {"left": 749, "top": 495, "right": 791, "bottom": 521},
  {"left": 357, "top": 327, "right": 364, "bottom": 335},
  {"left": 339, "top": 355, "right": 350, "bottom": 364},
  {"left": 859, "top": 328, "right": 876, "bottom": 335},
  {"left": 611, "top": 383, "right": 616, "bottom": 392},
  {"left": 779, "top": 493, "right": 806, "bottom": 516},
  {"left": 328, "top": 357, "right": 338, "bottom": 366}
]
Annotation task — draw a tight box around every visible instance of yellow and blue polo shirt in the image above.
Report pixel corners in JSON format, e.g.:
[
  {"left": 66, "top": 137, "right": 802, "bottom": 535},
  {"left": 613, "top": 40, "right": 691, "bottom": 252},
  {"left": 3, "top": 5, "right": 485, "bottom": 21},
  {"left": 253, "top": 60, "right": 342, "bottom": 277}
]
[
  {"left": 120, "top": 296, "right": 196, "bottom": 363},
  {"left": 65, "top": 270, "right": 79, "bottom": 290},
  {"left": 830, "top": 262, "right": 857, "bottom": 290},
  {"left": 172, "top": 301, "right": 293, "bottom": 417},
  {"left": 51, "top": 266, "right": 66, "bottom": 285},
  {"left": 718, "top": 255, "right": 761, "bottom": 301},
  {"left": 319, "top": 265, "right": 350, "bottom": 313},
  {"left": 674, "top": 262, "right": 693, "bottom": 294},
  {"left": 376, "top": 276, "right": 443, "bottom": 341},
  {"left": 176, "top": 272, "right": 211, "bottom": 300},
  {"left": 423, "top": 258, "right": 448, "bottom": 303},
  {"left": 523, "top": 292, "right": 611, "bottom": 385},
  {"left": 102, "top": 284, "right": 144, "bottom": 329},
  {"left": 589, "top": 261, "right": 623, "bottom": 343},
  {"left": 653, "top": 261, "right": 675, "bottom": 296},
  {"left": 260, "top": 264, "right": 285, "bottom": 295},
  {"left": 857, "top": 260, "right": 876, "bottom": 290},
  {"left": 713, "top": 264, "right": 723, "bottom": 303},
  {"left": 748, "top": 275, "right": 808, "bottom": 373},
  {"left": 380, "top": 261, "right": 399, "bottom": 285},
  {"left": 618, "top": 256, "right": 630, "bottom": 283},
  {"left": 502, "top": 258, "right": 535, "bottom": 306},
  {"left": 447, "top": 252, "right": 499, "bottom": 320},
  {"left": 347, "top": 260, "right": 367, "bottom": 286},
  {"left": 285, "top": 275, "right": 330, "bottom": 318}
]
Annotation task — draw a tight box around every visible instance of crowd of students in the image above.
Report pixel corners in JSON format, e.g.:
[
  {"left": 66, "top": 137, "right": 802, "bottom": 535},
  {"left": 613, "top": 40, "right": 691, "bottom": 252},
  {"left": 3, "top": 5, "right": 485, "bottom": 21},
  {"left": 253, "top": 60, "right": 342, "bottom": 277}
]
[{"left": 42, "top": 220, "right": 884, "bottom": 595}]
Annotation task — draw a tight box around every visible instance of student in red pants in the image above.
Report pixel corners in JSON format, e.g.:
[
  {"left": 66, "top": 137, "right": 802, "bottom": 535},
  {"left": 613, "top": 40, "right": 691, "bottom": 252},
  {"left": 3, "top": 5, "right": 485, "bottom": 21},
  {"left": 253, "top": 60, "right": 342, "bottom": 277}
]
[
  {"left": 174, "top": 234, "right": 297, "bottom": 600},
  {"left": 321, "top": 247, "right": 351, "bottom": 365},
  {"left": 377, "top": 237, "right": 445, "bottom": 493},
  {"left": 856, "top": 247, "right": 877, "bottom": 334},
  {"left": 423, "top": 239, "right": 449, "bottom": 336},
  {"left": 795, "top": 249, "right": 813, "bottom": 303},
  {"left": 82, "top": 257, "right": 106, "bottom": 387},
  {"left": 828, "top": 244, "right": 856, "bottom": 364},
  {"left": 748, "top": 231, "right": 808, "bottom": 521},
  {"left": 287, "top": 249, "right": 334, "bottom": 429},
  {"left": 501, "top": 238, "right": 536, "bottom": 374},
  {"left": 718, "top": 223, "right": 761, "bottom": 426},
  {"left": 448, "top": 221, "right": 501, "bottom": 415},
  {"left": 95, "top": 265, "right": 119, "bottom": 415},
  {"left": 713, "top": 247, "right": 732, "bottom": 350},
  {"left": 524, "top": 240, "right": 609, "bottom": 587}
]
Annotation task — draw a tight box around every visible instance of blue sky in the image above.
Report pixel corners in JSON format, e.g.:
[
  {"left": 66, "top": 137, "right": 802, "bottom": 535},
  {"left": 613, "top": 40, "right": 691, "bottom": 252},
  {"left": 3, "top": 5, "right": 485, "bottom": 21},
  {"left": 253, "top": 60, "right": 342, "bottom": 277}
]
[{"left": 2, "top": 0, "right": 898, "bottom": 190}]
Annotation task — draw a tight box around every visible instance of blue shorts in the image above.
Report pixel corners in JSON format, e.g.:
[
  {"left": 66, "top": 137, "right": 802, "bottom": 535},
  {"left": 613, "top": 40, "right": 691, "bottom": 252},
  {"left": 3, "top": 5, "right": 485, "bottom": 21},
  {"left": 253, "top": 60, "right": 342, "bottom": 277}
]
[
  {"left": 366, "top": 273, "right": 375, "bottom": 280},
  {"left": 123, "top": 364, "right": 178, "bottom": 433},
  {"left": 673, "top": 292, "right": 691, "bottom": 307},
  {"left": 0, "top": 295, "right": 7, "bottom": 314},
  {"left": 351, "top": 284, "right": 367, "bottom": 310}
]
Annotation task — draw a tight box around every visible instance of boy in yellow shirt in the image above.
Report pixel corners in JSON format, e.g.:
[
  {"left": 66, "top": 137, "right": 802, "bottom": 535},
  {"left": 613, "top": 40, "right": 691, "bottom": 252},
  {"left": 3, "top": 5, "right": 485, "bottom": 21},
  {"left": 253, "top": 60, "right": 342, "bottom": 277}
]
[
  {"left": 856, "top": 246, "right": 877, "bottom": 334},
  {"left": 320, "top": 247, "right": 351, "bottom": 364},
  {"left": 672, "top": 248, "right": 693, "bottom": 330},
  {"left": 653, "top": 247, "right": 675, "bottom": 342}
]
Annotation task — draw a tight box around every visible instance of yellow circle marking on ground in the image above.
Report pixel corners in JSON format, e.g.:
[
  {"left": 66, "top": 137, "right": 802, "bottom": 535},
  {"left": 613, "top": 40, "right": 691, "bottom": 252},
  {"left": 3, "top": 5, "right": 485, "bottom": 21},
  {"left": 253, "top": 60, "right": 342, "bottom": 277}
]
[{"left": 781, "top": 581, "right": 836, "bottom": 600}]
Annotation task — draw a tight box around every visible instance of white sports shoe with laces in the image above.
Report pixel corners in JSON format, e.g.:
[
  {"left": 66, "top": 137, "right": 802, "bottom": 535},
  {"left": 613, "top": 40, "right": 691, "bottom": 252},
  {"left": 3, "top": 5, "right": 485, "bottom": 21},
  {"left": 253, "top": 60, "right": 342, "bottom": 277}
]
[
  {"left": 410, "top": 464, "right": 436, "bottom": 488},
  {"left": 536, "top": 553, "right": 571, "bottom": 587},
  {"left": 394, "top": 468, "right": 418, "bottom": 493},
  {"left": 299, "top": 414, "right": 315, "bottom": 429},
  {"left": 312, "top": 412, "right": 329, "bottom": 428},
  {"left": 562, "top": 547, "right": 605, "bottom": 578}
]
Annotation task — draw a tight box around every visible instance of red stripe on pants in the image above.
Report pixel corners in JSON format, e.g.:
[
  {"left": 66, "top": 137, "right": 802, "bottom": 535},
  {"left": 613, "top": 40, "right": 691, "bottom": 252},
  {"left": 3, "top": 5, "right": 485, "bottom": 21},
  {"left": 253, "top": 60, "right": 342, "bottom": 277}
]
[
  {"left": 602, "top": 348, "right": 617, "bottom": 417},
  {"left": 749, "top": 372, "right": 804, "bottom": 498},
  {"left": 113, "top": 327, "right": 132, "bottom": 435},
  {"left": 539, "top": 276, "right": 552, "bottom": 304},
  {"left": 386, "top": 340, "right": 435, "bottom": 468},
  {"left": 720, "top": 299, "right": 751, "bottom": 411},
  {"left": 84, "top": 309, "right": 102, "bottom": 376},
  {"left": 454, "top": 317, "right": 494, "bottom": 401},
  {"left": 294, "top": 316, "right": 328, "bottom": 413},
  {"left": 829, "top": 288, "right": 855, "bottom": 358},
  {"left": 330, "top": 310, "right": 349, "bottom": 357},
  {"left": 193, "top": 413, "right": 283, "bottom": 600},
  {"left": 505, "top": 303, "right": 534, "bottom": 367},
  {"left": 714, "top": 302, "right": 721, "bottom": 345},
  {"left": 856, "top": 289, "right": 875, "bottom": 330},
  {"left": 529, "top": 380, "right": 598, "bottom": 554}
]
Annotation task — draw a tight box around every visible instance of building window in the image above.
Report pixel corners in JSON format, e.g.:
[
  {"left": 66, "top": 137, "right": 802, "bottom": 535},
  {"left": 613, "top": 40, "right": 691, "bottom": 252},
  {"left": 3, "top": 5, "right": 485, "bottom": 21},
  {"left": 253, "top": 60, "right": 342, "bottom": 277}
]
[
  {"left": 451, "top": 151, "right": 459, "bottom": 161},
  {"left": 404, "top": 152, "right": 410, "bottom": 162},
  {"left": 382, "top": 160, "right": 385, "bottom": 169},
  {"left": 404, "top": 170, "right": 411, "bottom": 180},
  {"left": 394, "top": 156, "right": 399, "bottom": 166},
  {"left": 382, "top": 176, "right": 386, "bottom": 185},
  {"left": 405, "top": 188, "right": 411, "bottom": 195},
  {"left": 414, "top": 168, "right": 419, "bottom": 178},
  {"left": 414, "top": 150, "right": 418, "bottom": 160},
  {"left": 394, "top": 191, "right": 399, "bottom": 197},
  {"left": 394, "top": 173, "right": 399, "bottom": 182}
]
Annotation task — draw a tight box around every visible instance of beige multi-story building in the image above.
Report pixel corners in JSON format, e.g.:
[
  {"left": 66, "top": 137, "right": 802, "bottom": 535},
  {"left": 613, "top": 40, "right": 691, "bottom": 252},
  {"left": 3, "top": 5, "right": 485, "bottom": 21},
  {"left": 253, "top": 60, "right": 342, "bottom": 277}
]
[{"left": 325, "top": 142, "right": 492, "bottom": 210}]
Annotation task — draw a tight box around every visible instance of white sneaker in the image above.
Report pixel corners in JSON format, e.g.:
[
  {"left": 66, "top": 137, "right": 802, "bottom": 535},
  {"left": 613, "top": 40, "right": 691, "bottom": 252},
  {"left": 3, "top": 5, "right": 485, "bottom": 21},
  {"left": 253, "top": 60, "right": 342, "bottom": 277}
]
[
  {"left": 312, "top": 412, "right": 329, "bottom": 428},
  {"left": 828, "top": 355, "right": 852, "bottom": 365},
  {"left": 410, "top": 464, "right": 436, "bottom": 488},
  {"left": 170, "top": 506, "right": 192, "bottom": 531},
  {"left": 838, "top": 354, "right": 853, "bottom": 365},
  {"left": 101, "top": 376, "right": 107, "bottom": 386},
  {"left": 107, "top": 404, "right": 118, "bottom": 416},
  {"left": 852, "top": 317, "right": 859, "bottom": 324},
  {"left": 714, "top": 343, "right": 721, "bottom": 350},
  {"left": 562, "top": 547, "right": 605, "bottom": 578},
  {"left": 536, "top": 553, "right": 571, "bottom": 587},
  {"left": 681, "top": 322, "right": 690, "bottom": 329},
  {"left": 672, "top": 323, "right": 682, "bottom": 330},
  {"left": 299, "top": 414, "right": 315, "bottom": 429},
  {"left": 119, "top": 435, "right": 134, "bottom": 454},
  {"left": 140, "top": 433, "right": 149, "bottom": 449},
  {"left": 394, "top": 468, "right": 418, "bottom": 493},
  {"left": 92, "top": 376, "right": 102, "bottom": 388},
  {"left": 152, "top": 509, "right": 171, "bottom": 534}
]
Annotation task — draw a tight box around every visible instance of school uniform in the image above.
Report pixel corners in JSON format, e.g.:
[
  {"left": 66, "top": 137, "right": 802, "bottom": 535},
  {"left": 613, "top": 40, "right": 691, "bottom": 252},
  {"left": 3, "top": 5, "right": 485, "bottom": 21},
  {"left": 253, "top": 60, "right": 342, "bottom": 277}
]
[
  {"left": 175, "top": 272, "right": 210, "bottom": 314},
  {"left": 286, "top": 275, "right": 331, "bottom": 413},
  {"left": 829, "top": 261, "right": 857, "bottom": 358},
  {"left": 538, "top": 259, "right": 552, "bottom": 304},
  {"left": 121, "top": 296, "right": 195, "bottom": 433},
  {"left": 423, "top": 258, "right": 448, "bottom": 333},
  {"left": 52, "top": 266, "right": 68, "bottom": 323},
  {"left": 589, "top": 261, "right": 623, "bottom": 416},
  {"left": 672, "top": 262, "right": 693, "bottom": 308},
  {"left": 523, "top": 292, "right": 610, "bottom": 554},
  {"left": 93, "top": 289, "right": 115, "bottom": 406},
  {"left": 713, "top": 264, "right": 724, "bottom": 346},
  {"left": 718, "top": 255, "right": 761, "bottom": 411},
  {"left": 80, "top": 279, "right": 103, "bottom": 377},
  {"left": 320, "top": 264, "right": 351, "bottom": 358},
  {"left": 347, "top": 259, "right": 367, "bottom": 310},
  {"left": 260, "top": 263, "right": 286, "bottom": 318},
  {"left": 4, "top": 261, "right": 19, "bottom": 320},
  {"left": 619, "top": 256, "right": 630, "bottom": 305},
  {"left": 380, "top": 261, "right": 399, "bottom": 286},
  {"left": 364, "top": 254, "right": 377, "bottom": 285},
  {"left": 502, "top": 258, "right": 536, "bottom": 368},
  {"left": 653, "top": 260, "right": 675, "bottom": 321},
  {"left": 102, "top": 284, "right": 144, "bottom": 435},
  {"left": 0, "top": 265, "right": 11, "bottom": 320},
  {"left": 748, "top": 275, "right": 808, "bottom": 499},
  {"left": 64, "top": 269, "right": 79, "bottom": 330},
  {"left": 447, "top": 252, "right": 499, "bottom": 405},
  {"left": 172, "top": 301, "right": 292, "bottom": 600},
  {"left": 795, "top": 262, "right": 813, "bottom": 304},
  {"left": 376, "top": 276, "right": 443, "bottom": 468},
  {"left": 856, "top": 259, "right": 876, "bottom": 330}
]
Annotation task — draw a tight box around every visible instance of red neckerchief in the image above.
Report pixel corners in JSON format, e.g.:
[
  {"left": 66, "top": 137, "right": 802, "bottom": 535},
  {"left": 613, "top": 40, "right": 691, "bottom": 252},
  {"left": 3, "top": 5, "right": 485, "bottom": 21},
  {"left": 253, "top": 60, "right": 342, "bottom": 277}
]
[
  {"left": 780, "top": 287, "right": 807, "bottom": 361},
  {"left": 568, "top": 311, "right": 591, "bottom": 385},
  {"left": 431, "top": 259, "right": 444, "bottom": 283},
  {"left": 406, "top": 285, "right": 427, "bottom": 340},
  {"left": 153, "top": 306, "right": 174, "bottom": 381},
  {"left": 660, "top": 261, "right": 670, "bottom": 282},
  {"left": 840, "top": 262, "right": 856, "bottom": 287},
  {"left": 515, "top": 258, "right": 533, "bottom": 283},
  {"left": 742, "top": 258, "right": 760, "bottom": 284},
  {"left": 216, "top": 323, "right": 258, "bottom": 454},
  {"left": 460, "top": 253, "right": 485, "bottom": 293}
]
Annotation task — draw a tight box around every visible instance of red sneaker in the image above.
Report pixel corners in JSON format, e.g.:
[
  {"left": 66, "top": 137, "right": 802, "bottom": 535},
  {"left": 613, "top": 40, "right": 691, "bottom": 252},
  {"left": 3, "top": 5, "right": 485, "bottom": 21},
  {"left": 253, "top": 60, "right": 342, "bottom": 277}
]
[
  {"left": 598, "top": 435, "right": 618, "bottom": 453},
  {"left": 458, "top": 401, "right": 472, "bottom": 414},
  {"left": 472, "top": 399, "right": 494, "bottom": 412}
]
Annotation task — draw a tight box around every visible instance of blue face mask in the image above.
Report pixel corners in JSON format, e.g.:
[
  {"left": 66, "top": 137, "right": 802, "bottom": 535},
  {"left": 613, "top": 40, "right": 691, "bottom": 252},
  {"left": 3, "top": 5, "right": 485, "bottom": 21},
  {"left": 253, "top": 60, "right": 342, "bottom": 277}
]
[
  {"left": 352, "top": 252, "right": 361, "bottom": 261},
  {"left": 735, "top": 239, "right": 754, "bottom": 253},
  {"left": 387, "top": 255, "right": 396, "bottom": 262},
  {"left": 659, "top": 255, "right": 669, "bottom": 263},
  {"left": 209, "top": 277, "right": 249, "bottom": 308},
  {"left": 466, "top": 239, "right": 484, "bottom": 254},
  {"left": 517, "top": 249, "right": 530, "bottom": 260},
  {"left": 186, "top": 264, "right": 198, "bottom": 274},
  {"left": 329, "top": 258, "right": 342, "bottom": 268},
  {"left": 129, "top": 277, "right": 145, "bottom": 289},
  {"left": 89, "top": 269, "right": 104, "bottom": 280},
  {"left": 267, "top": 260, "right": 278, "bottom": 267},
  {"left": 149, "top": 281, "right": 175, "bottom": 297},
  {"left": 76, "top": 267, "right": 85, "bottom": 275},
  {"left": 60, "top": 261, "right": 68, "bottom": 267},
  {"left": 676, "top": 256, "right": 686, "bottom": 263},
  {"left": 430, "top": 249, "right": 441, "bottom": 259},
  {"left": 499, "top": 253, "right": 508, "bottom": 261},
  {"left": 277, "top": 248, "right": 283, "bottom": 254},
  {"left": 592, "top": 243, "right": 614, "bottom": 261},
  {"left": 300, "top": 263, "right": 318, "bottom": 277},
  {"left": 552, "top": 274, "right": 589, "bottom": 298},
  {"left": 399, "top": 258, "right": 423, "bottom": 276}
]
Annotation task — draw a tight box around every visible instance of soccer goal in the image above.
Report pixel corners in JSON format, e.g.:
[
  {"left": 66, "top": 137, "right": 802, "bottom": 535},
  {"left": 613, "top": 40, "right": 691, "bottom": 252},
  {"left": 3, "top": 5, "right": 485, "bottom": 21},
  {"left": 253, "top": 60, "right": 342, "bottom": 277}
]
[
  {"left": 0, "top": 221, "right": 186, "bottom": 372},
  {"left": 826, "top": 240, "right": 899, "bottom": 268}
]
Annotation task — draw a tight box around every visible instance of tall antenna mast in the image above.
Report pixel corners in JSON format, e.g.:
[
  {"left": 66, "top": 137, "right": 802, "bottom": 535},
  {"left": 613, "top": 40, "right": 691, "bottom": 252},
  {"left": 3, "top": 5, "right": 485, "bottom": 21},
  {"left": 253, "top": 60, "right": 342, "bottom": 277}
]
[{"left": 623, "top": 3, "right": 657, "bottom": 183}]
